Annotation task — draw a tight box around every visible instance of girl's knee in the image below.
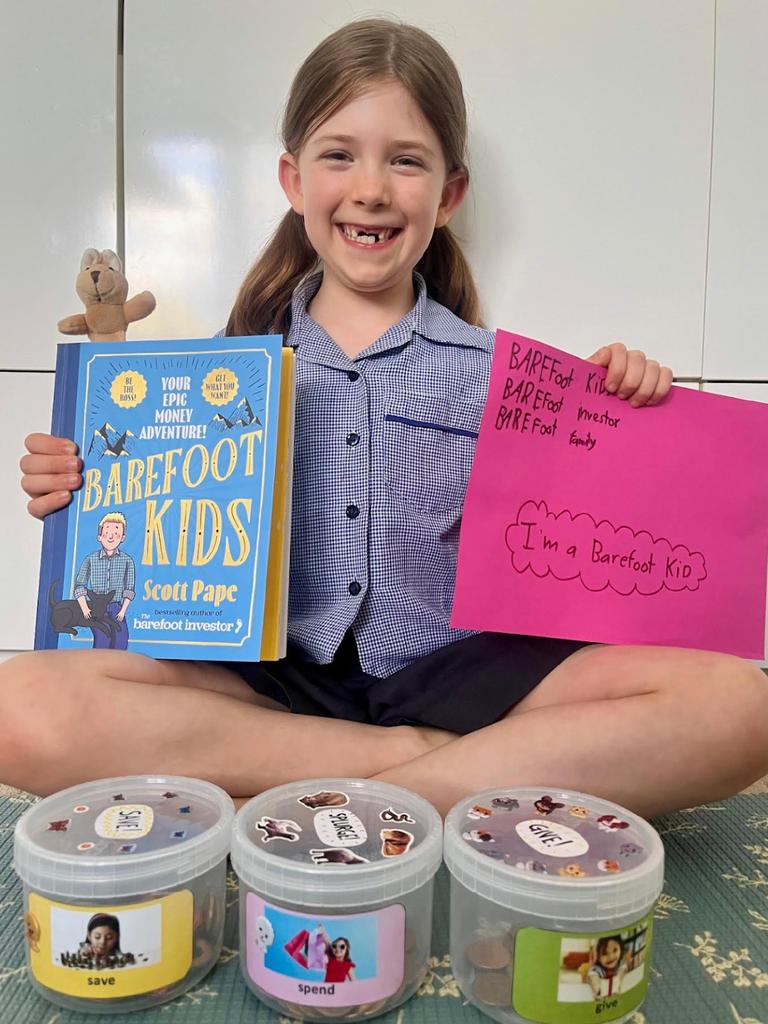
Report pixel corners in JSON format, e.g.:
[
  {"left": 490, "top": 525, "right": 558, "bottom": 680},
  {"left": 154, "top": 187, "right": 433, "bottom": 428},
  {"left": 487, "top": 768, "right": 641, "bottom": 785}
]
[
  {"left": 0, "top": 652, "right": 99, "bottom": 762},
  {"left": 728, "top": 660, "right": 768, "bottom": 761}
]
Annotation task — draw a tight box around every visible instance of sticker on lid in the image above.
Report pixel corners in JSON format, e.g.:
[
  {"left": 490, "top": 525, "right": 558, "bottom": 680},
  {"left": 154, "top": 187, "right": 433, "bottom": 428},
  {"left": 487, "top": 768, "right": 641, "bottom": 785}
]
[
  {"left": 95, "top": 804, "right": 154, "bottom": 841},
  {"left": 255, "top": 817, "right": 302, "bottom": 843},
  {"left": 515, "top": 820, "right": 590, "bottom": 859},
  {"left": 458, "top": 793, "right": 647, "bottom": 877},
  {"left": 298, "top": 790, "right": 349, "bottom": 809},
  {"left": 314, "top": 809, "right": 367, "bottom": 847},
  {"left": 380, "top": 830, "right": 414, "bottom": 857},
  {"left": 248, "top": 785, "right": 426, "bottom": 865}
]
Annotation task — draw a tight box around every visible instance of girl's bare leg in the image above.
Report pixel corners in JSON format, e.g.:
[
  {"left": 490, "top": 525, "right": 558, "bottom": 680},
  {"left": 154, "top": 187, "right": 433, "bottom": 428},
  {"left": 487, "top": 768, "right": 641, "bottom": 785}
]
[
  {"left": 0, "top": 650, "right": 450, "bottom": 798},
  {"left": 373, "top": 645, "right": 768, "bottom": 818}
]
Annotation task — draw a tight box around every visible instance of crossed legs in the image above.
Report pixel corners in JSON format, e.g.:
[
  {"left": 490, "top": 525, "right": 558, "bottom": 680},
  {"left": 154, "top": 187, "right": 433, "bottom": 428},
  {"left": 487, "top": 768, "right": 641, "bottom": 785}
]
[{"left": 1, "top": 644, "right": 767, "bottom": 818}]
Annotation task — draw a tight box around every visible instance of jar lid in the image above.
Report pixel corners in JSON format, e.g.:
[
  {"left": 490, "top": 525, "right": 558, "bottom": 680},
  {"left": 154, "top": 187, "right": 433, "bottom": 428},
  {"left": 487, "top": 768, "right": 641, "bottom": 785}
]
[
  {"left": 231, "top": 778, "right": 442, "bottom": 908},
  {"left": 444, "top": 787, "right": 664, "bottom": 922},
  {"left": 13, "top": 775, "right": 234, "bottom": 899}
]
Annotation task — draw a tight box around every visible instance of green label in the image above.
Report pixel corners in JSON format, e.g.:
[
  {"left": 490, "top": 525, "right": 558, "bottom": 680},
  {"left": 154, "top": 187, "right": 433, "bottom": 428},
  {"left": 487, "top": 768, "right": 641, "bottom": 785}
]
[{"left": 511, "top": 914, "right": 653, "bottom": 1023}]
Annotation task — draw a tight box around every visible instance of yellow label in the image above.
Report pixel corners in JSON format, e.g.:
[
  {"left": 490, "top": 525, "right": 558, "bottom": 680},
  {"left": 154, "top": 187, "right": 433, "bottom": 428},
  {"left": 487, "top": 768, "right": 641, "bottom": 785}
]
[
  {"left": 110, "top": 370, "right": 147, "bottom": 409},
  {"left": 202, "top": 368, "right": 239, "bottom": 406},
  {"left": 28, "top": 890, "right": 193, "bottom": 998}
]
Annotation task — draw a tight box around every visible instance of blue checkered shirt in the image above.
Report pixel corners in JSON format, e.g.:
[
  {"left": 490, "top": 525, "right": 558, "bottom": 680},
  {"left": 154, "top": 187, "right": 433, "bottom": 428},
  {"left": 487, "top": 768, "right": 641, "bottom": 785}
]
[
  {"left": 74, "top": 548, "right": 136, "bottom": 602},
  {"left": 288, "top": 268, "right": 499, "bottom": 675},
  {"left": 224, "top": 272, "right": 494, "bottom": 677}
]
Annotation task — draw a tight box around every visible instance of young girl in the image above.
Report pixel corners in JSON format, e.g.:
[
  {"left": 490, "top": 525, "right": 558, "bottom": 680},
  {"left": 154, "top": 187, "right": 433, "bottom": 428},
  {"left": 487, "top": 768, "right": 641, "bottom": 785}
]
[
  {"left": 6, "top": 19, "right": 768, "bottom": 818},
  {"left": 324, "top": 937, "right": 355, "bottom": 984},
  {"left": 587, "top": 935, "right": 628, "bottom": 999},
  {"left": 78, "top": 913, "right": 123, "bottom": 963}
]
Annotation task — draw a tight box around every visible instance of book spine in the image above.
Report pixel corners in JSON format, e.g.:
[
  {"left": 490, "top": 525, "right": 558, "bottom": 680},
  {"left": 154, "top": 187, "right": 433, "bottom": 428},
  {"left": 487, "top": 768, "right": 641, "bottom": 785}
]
[{"left": 34, "top": 343, "right": 81, "bottom": 650}]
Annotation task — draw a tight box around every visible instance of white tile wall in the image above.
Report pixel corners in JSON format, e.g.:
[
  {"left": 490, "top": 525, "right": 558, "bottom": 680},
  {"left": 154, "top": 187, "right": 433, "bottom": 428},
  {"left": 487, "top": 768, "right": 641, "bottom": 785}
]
[
  {"left": 0, "top": 1, "right": 118, "bottom": 371},
  {"left": 0, "top": 373, "right": 55, "bottom": 651},
  {"left": 703, "top": 0, "right": 768, "bottom": 379},
  {"left": 123, "top": 0, "right": 713, "bottom": 374}
]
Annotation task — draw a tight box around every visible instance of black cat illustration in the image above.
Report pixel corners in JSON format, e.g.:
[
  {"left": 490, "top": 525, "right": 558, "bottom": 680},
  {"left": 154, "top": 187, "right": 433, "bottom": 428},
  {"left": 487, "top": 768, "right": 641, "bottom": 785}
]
[{"left": 48, "top": 583, "right": 120, "bottom": 646}]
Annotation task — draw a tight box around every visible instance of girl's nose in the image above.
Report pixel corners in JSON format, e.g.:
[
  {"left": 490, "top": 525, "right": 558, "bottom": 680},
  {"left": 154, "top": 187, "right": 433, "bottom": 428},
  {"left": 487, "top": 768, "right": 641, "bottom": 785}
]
[{"left": 351, "top": 165, "right": 390, "bottom": 206}]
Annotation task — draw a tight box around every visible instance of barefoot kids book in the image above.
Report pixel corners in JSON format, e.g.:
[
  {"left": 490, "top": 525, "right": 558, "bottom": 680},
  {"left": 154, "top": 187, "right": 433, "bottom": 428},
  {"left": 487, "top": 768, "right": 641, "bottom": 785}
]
[{"left": 34, "top": 336, "right": 295, "bottom": 660}]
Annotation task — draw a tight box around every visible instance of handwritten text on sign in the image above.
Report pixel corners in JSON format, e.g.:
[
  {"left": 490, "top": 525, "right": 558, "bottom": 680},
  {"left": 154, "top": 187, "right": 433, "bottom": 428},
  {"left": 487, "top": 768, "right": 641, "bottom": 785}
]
[{"left": 451, "top": 330, "right": 768, "bottom": 658}]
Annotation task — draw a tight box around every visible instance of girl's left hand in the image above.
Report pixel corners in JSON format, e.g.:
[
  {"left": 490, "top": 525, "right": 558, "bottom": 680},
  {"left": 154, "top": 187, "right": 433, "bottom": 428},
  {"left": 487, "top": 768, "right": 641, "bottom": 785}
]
[{"left": 586, "top": 342, "right": 673, "bottom": 407}]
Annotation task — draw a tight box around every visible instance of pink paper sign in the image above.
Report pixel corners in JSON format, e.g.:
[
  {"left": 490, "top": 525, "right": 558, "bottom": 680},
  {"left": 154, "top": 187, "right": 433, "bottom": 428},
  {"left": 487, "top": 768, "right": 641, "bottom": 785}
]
[{"left": 451, "top": 330, "right": 768, "bottom": 658}]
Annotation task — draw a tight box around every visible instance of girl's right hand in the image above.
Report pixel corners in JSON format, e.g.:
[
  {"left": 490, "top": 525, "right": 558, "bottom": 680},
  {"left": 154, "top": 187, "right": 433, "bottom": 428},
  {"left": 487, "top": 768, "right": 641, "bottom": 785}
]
[{"left": 20, "top": 433, "right": 82, "bottom": 519}]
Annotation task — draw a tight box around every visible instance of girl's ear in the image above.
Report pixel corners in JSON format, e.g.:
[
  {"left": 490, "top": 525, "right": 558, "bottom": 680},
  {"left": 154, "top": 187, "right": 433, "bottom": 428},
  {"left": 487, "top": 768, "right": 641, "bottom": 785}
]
[
  {"left": 279, "top": 152, "right": 304, "bottom": 215},
  {"left": 435, "top": 170, "right": 468, "bottom": 229}
]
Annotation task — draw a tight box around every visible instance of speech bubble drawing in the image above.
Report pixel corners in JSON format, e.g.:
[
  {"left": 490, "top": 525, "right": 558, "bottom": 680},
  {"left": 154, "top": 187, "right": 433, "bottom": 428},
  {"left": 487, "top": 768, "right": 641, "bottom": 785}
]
[{"left": 504, "top": 499, "right": 707, "bottom": 596}]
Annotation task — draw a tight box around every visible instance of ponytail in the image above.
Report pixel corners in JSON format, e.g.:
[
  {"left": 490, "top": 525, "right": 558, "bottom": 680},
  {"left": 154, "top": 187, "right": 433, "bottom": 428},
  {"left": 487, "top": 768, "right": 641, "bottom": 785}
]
[
  {"left": 416, "top": 225, "right": 485, "bottom": 328},
  {"left": 226, "top": 210, "right": 317, "bottom": 338}
]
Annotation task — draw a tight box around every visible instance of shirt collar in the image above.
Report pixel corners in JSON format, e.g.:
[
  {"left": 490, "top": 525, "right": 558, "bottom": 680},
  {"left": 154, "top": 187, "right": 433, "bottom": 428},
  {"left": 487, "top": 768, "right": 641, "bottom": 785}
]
[
  {"left": 99, "top": 547, "right": 121, "bottom": 558},
  {"left": 287, "top": 270, "right": 492, "bottom": 363}
]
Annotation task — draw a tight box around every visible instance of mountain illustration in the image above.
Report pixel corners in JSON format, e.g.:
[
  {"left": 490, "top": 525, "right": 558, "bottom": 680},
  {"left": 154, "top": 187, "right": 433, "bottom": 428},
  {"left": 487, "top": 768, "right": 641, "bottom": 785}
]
[
  {"left": 209, "top": 395, "right": 262, "bottom": 433},
  {"left": 87, "top": 422, "right": 134, "bottom": 459}
]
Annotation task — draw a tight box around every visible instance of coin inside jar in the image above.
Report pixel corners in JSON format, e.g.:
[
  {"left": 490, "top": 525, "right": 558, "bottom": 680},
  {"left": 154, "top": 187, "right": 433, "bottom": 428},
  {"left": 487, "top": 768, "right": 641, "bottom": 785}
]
[
  {"left": 466, "top": 938, "right": 512, "bottom": 971},
  {"left": 471, "top": 969, "right": 512, "bottom": 1007}
]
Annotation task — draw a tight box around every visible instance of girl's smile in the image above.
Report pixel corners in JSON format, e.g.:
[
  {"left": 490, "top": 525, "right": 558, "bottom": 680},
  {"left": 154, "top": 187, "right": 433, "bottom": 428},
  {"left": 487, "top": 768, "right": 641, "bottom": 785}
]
[{"left": 336, "top": 223, "right": 403, "bottom": 248}]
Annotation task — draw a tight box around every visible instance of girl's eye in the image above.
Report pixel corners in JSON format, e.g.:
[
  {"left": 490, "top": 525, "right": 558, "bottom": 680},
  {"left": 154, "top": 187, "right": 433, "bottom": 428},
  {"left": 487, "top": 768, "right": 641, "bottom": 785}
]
[
  {"left": 394, "top": 157, "right": 422, "bottom": 167},
  {"left": 323, "top": 151, "right": 350, "bottom": 161}
]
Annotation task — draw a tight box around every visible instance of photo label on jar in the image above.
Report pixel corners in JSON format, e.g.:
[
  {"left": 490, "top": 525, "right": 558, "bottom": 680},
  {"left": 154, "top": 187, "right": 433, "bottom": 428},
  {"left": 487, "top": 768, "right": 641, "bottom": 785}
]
[
  {"left": 510, "top": 913, "right": 654, "bottom": 1023},
  {"left": 26, "top": 890, "right": 193, "bottom": 999},
  {"left": 246, "top": 893, "right": 405, "bottom": 1007}
]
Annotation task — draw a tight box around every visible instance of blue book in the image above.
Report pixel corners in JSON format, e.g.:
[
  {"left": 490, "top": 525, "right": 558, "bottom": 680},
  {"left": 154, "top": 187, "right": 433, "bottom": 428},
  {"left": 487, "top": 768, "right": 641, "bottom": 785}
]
[{"left": 34, "top": 336, "right": 295, "bottom": 661}]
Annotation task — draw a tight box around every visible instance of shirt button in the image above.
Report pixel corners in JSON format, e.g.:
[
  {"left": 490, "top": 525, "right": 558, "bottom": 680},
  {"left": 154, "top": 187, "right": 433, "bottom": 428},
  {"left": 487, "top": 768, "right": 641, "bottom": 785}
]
[
  {"left": 346, "top": 504, "right": 360, "bottom": 519},
  {"left": 348, "top": 581, "right": 362, "bottom": 596},
  {"left": 347, "top": 370, "right": 360, "bottom": 382},
  {"left": 346, "top": 432, "right": 360, "bottom": 447}
]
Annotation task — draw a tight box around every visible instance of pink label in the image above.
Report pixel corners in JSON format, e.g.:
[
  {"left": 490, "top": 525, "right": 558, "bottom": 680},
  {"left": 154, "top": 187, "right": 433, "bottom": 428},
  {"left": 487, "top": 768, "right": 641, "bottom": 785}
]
[{"left": 246, "top": 893, "right": 405, "bottom": 1006}]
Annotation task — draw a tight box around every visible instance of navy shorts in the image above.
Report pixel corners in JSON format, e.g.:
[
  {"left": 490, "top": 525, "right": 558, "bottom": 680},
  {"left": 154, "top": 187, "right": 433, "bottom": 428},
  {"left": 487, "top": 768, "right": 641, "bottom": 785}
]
[{"left": 230, "top": 631, "right": 590, "bottom": 735}]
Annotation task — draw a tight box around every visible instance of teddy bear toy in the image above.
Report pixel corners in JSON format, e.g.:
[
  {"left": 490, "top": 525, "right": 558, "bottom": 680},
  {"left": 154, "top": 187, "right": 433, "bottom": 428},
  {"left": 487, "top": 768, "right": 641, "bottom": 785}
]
[{"left": 57, "top": 248, "right": 156, "bottom": 341}]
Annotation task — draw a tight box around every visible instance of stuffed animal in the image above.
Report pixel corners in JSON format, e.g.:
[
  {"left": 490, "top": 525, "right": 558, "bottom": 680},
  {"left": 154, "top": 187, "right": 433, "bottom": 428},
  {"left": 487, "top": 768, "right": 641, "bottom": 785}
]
[{"left": 58, "top": 248, "right": 155, "bottom": 341}]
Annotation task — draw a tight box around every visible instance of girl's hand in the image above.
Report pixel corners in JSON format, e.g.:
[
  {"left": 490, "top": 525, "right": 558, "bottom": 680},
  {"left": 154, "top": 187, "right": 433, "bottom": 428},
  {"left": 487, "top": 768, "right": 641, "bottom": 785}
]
[
  {"left": 586, "top": 343, "right": 673, "bottom": 408},
  {"left": 20, "top": 433, "right": 82, "bottom": 519}
]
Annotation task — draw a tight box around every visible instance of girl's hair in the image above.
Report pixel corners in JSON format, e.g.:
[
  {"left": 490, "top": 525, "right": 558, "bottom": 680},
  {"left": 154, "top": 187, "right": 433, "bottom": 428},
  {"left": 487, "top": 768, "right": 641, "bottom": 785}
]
[
  {"left": 86, "top": 913, "right": 120, "bottom": 940},
  {"left": 227, "top": 18, "right": 482, "bottom": 338},
  {"left": 595, "top": 936, "right": 623, "bottom": 960},
  {"left": 331, "top": 937, "right": 352, "bottom": 961}
]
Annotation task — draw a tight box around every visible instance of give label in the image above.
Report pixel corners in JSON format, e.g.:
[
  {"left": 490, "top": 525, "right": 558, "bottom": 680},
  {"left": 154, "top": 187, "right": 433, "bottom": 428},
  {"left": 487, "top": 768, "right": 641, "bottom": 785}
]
[{"left": 515, "top": 819, "right": 589, "bottom": 858}]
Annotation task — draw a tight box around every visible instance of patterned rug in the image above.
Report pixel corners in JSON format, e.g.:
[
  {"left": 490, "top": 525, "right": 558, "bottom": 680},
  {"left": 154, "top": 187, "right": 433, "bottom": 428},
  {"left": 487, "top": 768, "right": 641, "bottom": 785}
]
[{"left": 1, "top": 790, "right": 767, "bottom": 1024}]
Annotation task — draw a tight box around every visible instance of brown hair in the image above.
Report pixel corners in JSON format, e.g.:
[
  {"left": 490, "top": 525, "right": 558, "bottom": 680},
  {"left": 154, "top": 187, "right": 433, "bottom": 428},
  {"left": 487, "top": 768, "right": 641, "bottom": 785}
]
[{"left": 226, "top": 18, "right": 483, "bottom": 338}]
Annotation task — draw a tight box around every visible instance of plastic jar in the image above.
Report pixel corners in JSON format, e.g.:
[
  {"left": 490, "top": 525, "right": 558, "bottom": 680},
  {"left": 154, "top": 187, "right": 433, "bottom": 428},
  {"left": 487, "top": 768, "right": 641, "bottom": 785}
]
[
  {"left": 13, "top": 774, "right": 234, "bottom": 1014},
  {"left": 231, "top": 778, "right": 442, "bottom": 1022},
  {"left": 444, "top": 787, "right": 664, "bottom": 1024}
]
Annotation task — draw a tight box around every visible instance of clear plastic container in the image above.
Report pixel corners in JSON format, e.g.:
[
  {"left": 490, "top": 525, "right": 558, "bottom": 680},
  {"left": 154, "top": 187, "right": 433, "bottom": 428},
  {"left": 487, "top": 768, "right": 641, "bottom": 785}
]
[
  {"left": 444, "top": 787, "right": 665, "bottom": 1024},
  {"left": 231, "top": 777, "right": 443, "bottom": 1022},
  {"left": 13, "top": 774, "right": 234, "bottom": 1014}
]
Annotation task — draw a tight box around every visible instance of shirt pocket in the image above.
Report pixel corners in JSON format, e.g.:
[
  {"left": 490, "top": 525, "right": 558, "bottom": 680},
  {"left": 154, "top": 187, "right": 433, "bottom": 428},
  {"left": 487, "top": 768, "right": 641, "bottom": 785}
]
[{"left": 384, "top": 391, "right": 484, "bottom": 514}]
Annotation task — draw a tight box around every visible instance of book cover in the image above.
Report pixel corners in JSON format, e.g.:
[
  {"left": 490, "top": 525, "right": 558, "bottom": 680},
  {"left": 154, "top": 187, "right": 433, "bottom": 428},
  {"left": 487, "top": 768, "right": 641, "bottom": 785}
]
[{"left": 34, "top": 335, "right": 293, "bottom": 661}]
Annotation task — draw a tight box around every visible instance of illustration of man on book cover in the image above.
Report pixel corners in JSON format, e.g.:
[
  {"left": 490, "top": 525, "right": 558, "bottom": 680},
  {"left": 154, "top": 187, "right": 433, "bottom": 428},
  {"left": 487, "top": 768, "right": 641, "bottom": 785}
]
[{"left": 71, "top": 511, "right": 136, "bottom": 650}]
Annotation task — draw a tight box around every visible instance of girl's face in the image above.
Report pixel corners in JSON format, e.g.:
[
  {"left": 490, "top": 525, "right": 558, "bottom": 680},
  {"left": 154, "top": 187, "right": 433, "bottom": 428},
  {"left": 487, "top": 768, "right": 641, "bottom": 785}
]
[
  {"left": 279, "top": 79, "right": 466, "bottom": 303},
  {"left": 89, "top": 926, "right": 118, "bottom": 955},
  {"left": 331, "top": 939, "right": 348, "bottom": 960},
  {"left": 599, "top": 939, "right": 622, "bottom": 970}
]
